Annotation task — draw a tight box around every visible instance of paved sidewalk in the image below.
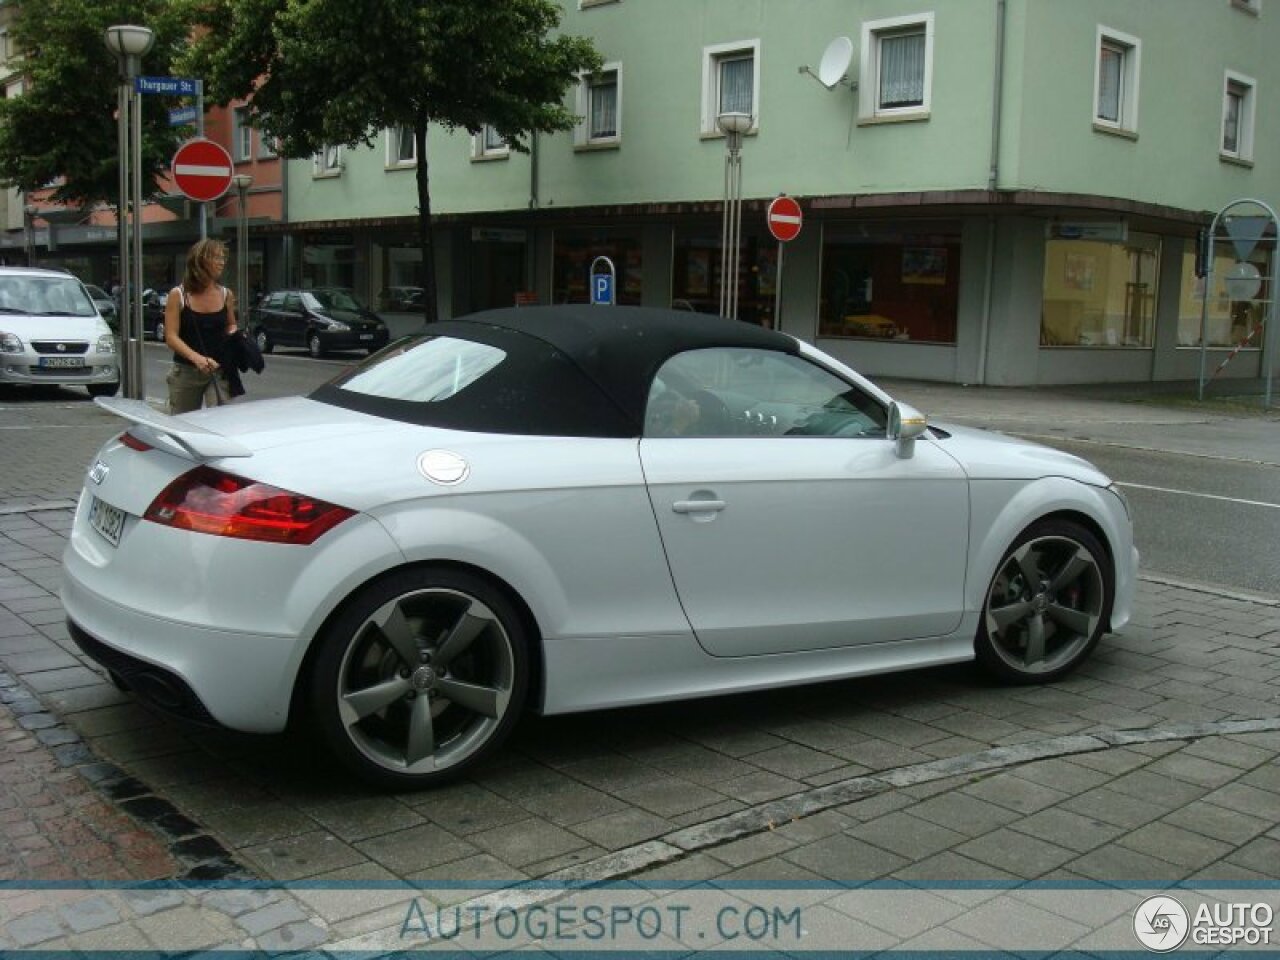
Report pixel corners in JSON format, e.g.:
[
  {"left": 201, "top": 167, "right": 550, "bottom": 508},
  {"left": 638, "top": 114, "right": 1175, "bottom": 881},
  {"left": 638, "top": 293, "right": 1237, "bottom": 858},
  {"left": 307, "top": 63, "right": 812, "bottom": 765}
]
[{"left": 0, "top": 382, "right": 1277, "bottom": 952}]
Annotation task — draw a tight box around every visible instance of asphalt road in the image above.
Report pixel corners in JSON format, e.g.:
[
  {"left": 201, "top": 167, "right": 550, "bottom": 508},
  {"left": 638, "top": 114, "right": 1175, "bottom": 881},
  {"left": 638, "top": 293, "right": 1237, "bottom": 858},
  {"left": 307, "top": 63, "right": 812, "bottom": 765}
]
[{"left": 90, "top": 344, "right": 1280, "bottom": 602}]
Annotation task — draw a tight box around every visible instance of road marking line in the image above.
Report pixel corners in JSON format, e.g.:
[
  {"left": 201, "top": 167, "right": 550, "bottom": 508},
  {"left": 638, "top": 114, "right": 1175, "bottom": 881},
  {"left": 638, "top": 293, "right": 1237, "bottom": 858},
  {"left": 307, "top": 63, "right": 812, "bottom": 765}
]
[{"left": 1117, "top": 480, "right": 1280, "bottom": 510}]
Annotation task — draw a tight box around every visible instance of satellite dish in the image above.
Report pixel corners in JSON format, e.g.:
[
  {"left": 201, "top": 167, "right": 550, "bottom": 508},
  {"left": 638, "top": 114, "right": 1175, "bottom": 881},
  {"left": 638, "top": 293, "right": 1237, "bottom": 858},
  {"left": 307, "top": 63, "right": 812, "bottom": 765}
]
[{"left": 817, "top": 36, "right": 853, "bottom": 89}]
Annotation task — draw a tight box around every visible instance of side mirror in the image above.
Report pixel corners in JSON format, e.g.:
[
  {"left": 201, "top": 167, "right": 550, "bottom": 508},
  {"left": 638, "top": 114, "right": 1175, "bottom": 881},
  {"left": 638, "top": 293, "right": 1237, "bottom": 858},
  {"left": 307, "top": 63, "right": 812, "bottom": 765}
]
[{"left": 887, "top": 401, "right": 929, "bottom": 459}]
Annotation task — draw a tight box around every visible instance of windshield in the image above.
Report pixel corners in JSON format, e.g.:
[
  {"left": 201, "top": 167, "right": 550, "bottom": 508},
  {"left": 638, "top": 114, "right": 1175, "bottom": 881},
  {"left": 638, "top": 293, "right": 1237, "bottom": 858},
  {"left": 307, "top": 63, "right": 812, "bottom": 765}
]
[
  {"left": 304, "top": 289, "right": 365, "bottom": 312},
  {"left": 0, "top": 275, "right": 97, "bottom": 317},
  {"left": 333, "top": 336, "right": 505, "bottom": 402}
]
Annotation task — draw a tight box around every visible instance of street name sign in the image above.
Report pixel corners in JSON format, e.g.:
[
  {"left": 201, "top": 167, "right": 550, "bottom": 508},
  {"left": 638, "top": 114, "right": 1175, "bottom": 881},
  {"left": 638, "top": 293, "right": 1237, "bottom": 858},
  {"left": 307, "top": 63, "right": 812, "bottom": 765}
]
[
  {"left": 171, "top": 138, "right": 233, "bottom": 203},
  {"left": 136, "top": 76, "right": 199, "bottom": 96},
  {"left": 168, "top": 106, "right": 198, "bottom": 127},
  {"left": 767, "top": 196, "right": 803, "bottom": 242}
]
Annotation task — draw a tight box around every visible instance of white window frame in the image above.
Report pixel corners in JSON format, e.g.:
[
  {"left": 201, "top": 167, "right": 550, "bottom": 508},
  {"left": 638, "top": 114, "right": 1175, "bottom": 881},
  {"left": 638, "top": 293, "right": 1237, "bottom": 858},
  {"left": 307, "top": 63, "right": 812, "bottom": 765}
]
[
  {"left": 858, "top": 13, "right": 934, "bottom": 121},
  {"left": 471, "top": 124, "right": 509, "bottom": 162},
  {"left": 232, "top": 107, "right": 252, "bottom": 162},
  {"left": 575, "top": 62, "right": 622, "bottom": 148},
  {"left": 386, "top": 125, "right": 416, "bottom": 167},
  {"left": 1093, "top": 26, "right": 1141, "bottom": 134},
  {"left": 1221, "top": 70, "right": 1257, "bottom": 162},
  {"left": 700, "top": 40, "right": 760, "bottom": 136},
  {"left": 313, "top": 144, "right": 343, "bottom": 177}
]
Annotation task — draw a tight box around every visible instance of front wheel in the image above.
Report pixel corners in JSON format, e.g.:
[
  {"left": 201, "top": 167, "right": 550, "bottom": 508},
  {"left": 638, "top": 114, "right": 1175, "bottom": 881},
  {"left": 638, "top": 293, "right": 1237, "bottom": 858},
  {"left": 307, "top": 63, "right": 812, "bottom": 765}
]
[
  {"left": 309, "top": 567, "right": 530, "bottom": 788},
  {"left": 87, "top": 382, "right": 120, "bottom": 398},
  {"left": 307, "top": 332, "right": 324, "bottom": 358},
  {"left": 976, "top": 519, "right": 1113, "bottom": 683}
]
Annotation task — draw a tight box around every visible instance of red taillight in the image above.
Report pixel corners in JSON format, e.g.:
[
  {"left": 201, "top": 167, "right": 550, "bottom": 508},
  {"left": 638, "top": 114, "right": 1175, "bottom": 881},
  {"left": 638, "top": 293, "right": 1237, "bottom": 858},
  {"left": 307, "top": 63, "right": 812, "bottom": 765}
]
[
  {"left": 120, "top": 432, "right": 152, "bottom": 452},
  {"left": 144, "top": 466, "right": 355, "bottom": 545}
]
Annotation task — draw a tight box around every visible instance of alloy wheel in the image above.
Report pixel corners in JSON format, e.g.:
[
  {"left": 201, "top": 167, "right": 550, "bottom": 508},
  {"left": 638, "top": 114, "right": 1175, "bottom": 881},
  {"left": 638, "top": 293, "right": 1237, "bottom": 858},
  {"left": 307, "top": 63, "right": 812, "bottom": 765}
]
[
  {"left": 333, "top": 586, "right": 518, "bottom": 777},
  {"left": 982, "top": 532, "right": 1106, "bottom": 677}
]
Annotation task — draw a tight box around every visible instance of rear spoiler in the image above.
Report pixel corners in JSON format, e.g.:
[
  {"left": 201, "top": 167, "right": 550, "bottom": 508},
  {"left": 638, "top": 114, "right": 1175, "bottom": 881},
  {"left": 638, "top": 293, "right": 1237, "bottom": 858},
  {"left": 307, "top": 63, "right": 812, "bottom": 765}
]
[{"left": 95, "top": 398, "right": 252, "bottom": 460}]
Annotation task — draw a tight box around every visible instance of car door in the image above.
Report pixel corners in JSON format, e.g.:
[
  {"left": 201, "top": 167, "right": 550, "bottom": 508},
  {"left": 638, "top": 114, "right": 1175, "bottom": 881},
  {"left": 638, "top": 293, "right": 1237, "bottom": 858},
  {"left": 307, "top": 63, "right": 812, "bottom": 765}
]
[
  {"left": 639, "top": 347, "right": 969, "bottom": 658},
  {"left": 280, "top": 293, "right": 306, "bottom": 347}
]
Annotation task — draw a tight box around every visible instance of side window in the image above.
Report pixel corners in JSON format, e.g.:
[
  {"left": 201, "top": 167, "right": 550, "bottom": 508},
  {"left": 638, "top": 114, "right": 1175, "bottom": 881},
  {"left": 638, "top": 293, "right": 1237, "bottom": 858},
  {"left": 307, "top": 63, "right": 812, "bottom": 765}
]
[
  {"left": 644, "top": 348, "right": 886, "bottom": 439},
  {"left": 284, "top": 294, "right": 302, "bottom": 311},
  {"left": 264, "top": 293, "right": 284, "bottom": 309}
]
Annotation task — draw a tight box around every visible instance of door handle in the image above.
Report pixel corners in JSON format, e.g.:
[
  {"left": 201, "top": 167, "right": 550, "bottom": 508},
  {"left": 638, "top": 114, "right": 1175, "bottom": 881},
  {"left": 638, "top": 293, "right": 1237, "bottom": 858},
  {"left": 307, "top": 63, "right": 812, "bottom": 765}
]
[{"left": 672, "top": 499, "right": 726, "bottom": 514}]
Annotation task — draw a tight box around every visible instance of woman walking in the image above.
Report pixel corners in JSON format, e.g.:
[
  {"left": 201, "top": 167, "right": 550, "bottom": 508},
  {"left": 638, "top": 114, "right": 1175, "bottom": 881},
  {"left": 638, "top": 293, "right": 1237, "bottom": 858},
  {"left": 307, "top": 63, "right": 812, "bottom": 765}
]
[{"left": 164, "top": 238, "right": 238, "bottom": 413}]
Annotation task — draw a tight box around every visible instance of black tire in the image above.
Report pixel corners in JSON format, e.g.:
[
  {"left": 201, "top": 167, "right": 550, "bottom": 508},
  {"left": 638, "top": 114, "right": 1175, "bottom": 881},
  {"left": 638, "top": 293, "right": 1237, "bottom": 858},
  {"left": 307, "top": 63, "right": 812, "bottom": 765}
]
[
  {"left": 87, "top": 382, "right": 120, "bottom": 398},
  {"left": 309, "top": 567, "right": 530, "bottom": 789},
  {"left": 307, "top": 332, "right": 324, "bottom": 359},
  {"left": 254, "top": 327, "right": 273, "bottom": 354},
  {"left": 976, "top": 519, "right": 1113, "bottom": 684}
]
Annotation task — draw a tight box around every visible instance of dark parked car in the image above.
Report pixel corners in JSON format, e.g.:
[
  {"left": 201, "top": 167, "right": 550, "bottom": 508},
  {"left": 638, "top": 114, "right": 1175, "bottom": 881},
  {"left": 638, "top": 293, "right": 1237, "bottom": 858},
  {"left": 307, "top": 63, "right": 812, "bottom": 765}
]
[
  {"left": 251, "top": 288, "right": 390, "bottom": 357},
  {"left": 83, "top": 284, "right": 119, "bottom": 333},
  {"left": 377, "top": 285, "right": 424, "bottom": 312}
]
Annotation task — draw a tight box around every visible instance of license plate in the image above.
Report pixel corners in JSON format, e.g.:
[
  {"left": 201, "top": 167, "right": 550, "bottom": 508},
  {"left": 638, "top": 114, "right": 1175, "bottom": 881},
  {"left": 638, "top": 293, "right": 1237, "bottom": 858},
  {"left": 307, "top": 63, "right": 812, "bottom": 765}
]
[
  {"left": 359, "top": 333, "right": 374, "bottom": 341},
  {"left": 39, "top": 356, "right": 85, "bottom": 369},
  {"left": 88, "top": 496, "right": 125, "bottom": 547}
]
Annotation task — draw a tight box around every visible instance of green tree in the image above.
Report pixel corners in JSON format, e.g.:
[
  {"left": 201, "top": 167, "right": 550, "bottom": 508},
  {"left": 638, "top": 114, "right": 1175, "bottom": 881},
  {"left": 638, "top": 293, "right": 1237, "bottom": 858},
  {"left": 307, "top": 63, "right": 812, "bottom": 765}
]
[
  {"left": 183, "top": 0, "right": 600, "bottom": 323},
  {"left": 0, "top": 0, "right": 196, "bottom": 208}
]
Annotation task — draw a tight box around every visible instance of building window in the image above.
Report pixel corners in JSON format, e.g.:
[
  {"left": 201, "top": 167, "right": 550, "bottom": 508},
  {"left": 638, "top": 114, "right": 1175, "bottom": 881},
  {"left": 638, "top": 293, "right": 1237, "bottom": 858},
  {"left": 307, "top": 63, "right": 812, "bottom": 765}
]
[
  {"left": 1221, "top": 72, "right": 1256, "bottom": 161},
  {"left": 472, "top": 124, "right": 509, "bottom": 161},
  {"left": 1041, "top": 233, "right": 1159, "bottom": 348},
  {"left": 820, "top": 222, "right": 960, "bottom": 343},
  {"left": 258, "top": 132, "right": 277, "bottom": 159},
  {"left": 859, "top": 13, "right": 934, "bottom": 120},
  {"left": 575, "top": 64, "right": 621, "bottom": 147},
  {"left": 1094, "top": 27, "right": 1141, "bottom": 133},
  {"left": 313, "top": 145, "right": 342, "bottom": 176},
  {"left": 233, "top": 107, "right": 252, "bottom": 161},
  {"left": 388, "top": 125, "right": 416, "bottom": 166},
  {"left": 1178, "top": 242, "right": 1271, "bottom": 347},
  {"left": 701, "top": 40, "right": 759, "bottom": 134}
]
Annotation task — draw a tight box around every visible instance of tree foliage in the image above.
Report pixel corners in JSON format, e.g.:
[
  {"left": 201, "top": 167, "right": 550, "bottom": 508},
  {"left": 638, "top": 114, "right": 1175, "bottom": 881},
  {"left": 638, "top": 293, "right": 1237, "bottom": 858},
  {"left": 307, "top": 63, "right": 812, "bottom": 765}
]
[
  {"left": 0, "top": 0, "right": 197, "bottom": 208},
  {"left": 182, "top": 0, "right": 600, "bottom": 321}
]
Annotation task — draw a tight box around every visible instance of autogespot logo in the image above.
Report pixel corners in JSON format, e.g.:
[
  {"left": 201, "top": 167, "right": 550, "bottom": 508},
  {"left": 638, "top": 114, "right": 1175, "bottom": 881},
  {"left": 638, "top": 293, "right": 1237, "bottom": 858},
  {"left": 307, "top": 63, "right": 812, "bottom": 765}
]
[{"left": 1134, "top": 895, "right": 1190, "bottom": 952}]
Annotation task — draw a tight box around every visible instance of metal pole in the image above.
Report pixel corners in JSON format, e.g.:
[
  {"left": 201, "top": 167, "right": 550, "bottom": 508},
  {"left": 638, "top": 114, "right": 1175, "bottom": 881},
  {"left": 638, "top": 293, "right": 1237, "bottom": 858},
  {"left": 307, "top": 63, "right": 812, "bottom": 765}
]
[
  {"left": 116, "top": 78, "right": 133, "bottom": 397},
  {"left": 1265, "top": 236, "right": 1279, "bottom": 408},
  {"left": 730, "top": 149, "right": 743, "bottom": 322},
  {"left": 773, "top": 240, "right": 783, "bottom": 331},
  {"left": 719, "top": 148, "right": 732, "bottom": 318},
  {"left": 129, "top": 83, "right": 146, "bottom": 401},
  {"left": 238, "top": 183, "right": 248, "bottom": 316},
  {"left": 197, "top": 81, "right": 207, "bottom": 240},
  {"left": 1196, "top": 226, "right": 1215, "bottom": 402}
]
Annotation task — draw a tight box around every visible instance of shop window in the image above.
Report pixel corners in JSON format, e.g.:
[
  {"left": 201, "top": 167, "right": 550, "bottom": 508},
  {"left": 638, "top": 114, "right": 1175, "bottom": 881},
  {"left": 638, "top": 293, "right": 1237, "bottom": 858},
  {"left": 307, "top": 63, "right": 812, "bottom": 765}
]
[
  {"left": 553, "top": 227, "right": 642, "bottom": 305},
  {"left": 1221, "top": 72, "right": 1256, "bottom": 162},
  {"left": 673, "top": 227, "right": 777, "bottom": 327},
  {"left": 1177, "top": 242, "right": 1271, "bottom": 348},
  {"left": 1094, "top": 27, "right": 1141, "bottom": 134},
  {"left": 820, "top": 224, "right": 959, "bottom": 343},
  {"left": 301, "top": 235, "right": 355, "bottom": 289},
  {"left": 859, "top": 13, "right": 934, "bottom": 121},
  {"left": 1041, "top": 234, "right": 1159, "bottom": 348},
  {"left": 576, "top": 64, "right": 621, "bottom": 147},
  {"left": 701, "top": 41, "right": 759, "bottom": 134}
]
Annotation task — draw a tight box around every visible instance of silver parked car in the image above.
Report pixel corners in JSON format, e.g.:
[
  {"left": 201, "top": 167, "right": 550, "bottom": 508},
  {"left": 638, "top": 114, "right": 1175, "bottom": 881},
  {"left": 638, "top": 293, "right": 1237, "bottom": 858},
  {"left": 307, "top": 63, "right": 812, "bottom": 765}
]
[
  {"left": 62, "top": 306, "right": 1136, "bottom": 788},
  {"left": 0, "top": 267, "right": 120, "bottom": 397}
]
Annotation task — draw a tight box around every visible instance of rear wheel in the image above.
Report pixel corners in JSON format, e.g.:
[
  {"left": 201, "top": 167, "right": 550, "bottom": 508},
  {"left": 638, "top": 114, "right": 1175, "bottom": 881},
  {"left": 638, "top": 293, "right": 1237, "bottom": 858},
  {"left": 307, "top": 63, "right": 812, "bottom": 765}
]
[
  {"left": 254, "top": 327, "right": 273, "bottom": 354},
  {"left": 307, "top": 332, "right": 324, "bottom": 358},
  {"left": 154, "top": 319, "right": 165, "bottom": 343},
  {"left": 976, "top": 519, "right": 1112, "bottom": 683},
  {"left": 310, "top": 567, "right": 530, "bottom": 788}
]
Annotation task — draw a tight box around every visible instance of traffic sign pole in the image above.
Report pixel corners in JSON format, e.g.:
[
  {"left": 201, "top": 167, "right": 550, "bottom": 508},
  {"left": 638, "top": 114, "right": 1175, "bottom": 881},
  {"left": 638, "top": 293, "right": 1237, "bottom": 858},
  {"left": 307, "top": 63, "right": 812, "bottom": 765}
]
[{"left": 767, "top": 196, "right": 804, "bottom": 331}]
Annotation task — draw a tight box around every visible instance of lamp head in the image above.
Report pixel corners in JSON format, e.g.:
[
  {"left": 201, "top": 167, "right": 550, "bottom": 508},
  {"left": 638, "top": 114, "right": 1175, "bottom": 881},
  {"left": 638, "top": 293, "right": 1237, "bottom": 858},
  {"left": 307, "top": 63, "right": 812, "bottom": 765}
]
[
  {"left": 103, "top": 25, "right": 155, "bottom": 58},
  {"left": 231, "top": 174, "right": 254, "bottom": 192},
  {"left": 716, "top": 111, "right": 753, "bottom": 136}
]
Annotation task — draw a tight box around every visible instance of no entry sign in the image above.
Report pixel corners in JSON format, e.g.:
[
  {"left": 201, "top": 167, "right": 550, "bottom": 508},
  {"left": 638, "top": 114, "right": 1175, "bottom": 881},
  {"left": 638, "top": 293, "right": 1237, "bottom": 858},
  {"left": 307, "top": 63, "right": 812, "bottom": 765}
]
[
  {"left": 767, "top": 195, "right": 803, "bottom": 242},
  {"left": 171, "top": 138, "right": 233, "bottom": 203}
]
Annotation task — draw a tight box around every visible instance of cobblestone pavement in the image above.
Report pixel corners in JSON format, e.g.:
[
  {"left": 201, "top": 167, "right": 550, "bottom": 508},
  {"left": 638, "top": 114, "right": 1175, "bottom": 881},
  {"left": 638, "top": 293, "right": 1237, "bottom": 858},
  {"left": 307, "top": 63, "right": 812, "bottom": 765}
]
[{"left": 0, "top": 383, "right": 1278, "bottom": 952}]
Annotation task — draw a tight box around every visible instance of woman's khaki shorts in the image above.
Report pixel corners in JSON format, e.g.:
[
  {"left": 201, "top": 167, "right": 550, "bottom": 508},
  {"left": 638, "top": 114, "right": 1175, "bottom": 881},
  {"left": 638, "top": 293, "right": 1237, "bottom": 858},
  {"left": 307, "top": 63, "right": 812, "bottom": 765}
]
[{"left": 166, "top": 363, "right": 228, "bottom": 414}]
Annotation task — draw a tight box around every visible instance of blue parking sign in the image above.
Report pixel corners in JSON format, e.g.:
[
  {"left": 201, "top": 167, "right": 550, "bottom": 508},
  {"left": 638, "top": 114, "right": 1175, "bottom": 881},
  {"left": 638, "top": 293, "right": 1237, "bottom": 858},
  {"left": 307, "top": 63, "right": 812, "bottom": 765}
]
[{"left": 592, "top": 274, "right": 614, "bottom": 306}]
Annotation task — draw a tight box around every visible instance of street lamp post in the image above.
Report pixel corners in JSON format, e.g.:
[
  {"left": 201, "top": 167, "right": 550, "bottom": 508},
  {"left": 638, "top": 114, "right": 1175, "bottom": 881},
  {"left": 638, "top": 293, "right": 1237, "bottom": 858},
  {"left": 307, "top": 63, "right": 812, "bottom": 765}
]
[
  {"left": 103, "top": 24, "right": 154, "bottom": 401},
  {"left": 231, "top": 174, "right": 252, "bottom": 324},
  {"left": 716, "top": 111, "right": 752, "bottom": 321},
  {"left": 22, "top": 205, "right": 35, "bottom": 267}
]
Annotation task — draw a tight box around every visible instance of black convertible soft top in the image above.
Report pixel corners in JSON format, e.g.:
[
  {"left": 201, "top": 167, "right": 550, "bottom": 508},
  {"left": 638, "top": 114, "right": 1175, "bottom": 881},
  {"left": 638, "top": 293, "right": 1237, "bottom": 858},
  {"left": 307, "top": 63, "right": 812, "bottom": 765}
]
[{"left": 314, "top": 305, "right": 799, "bottom": 438}]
